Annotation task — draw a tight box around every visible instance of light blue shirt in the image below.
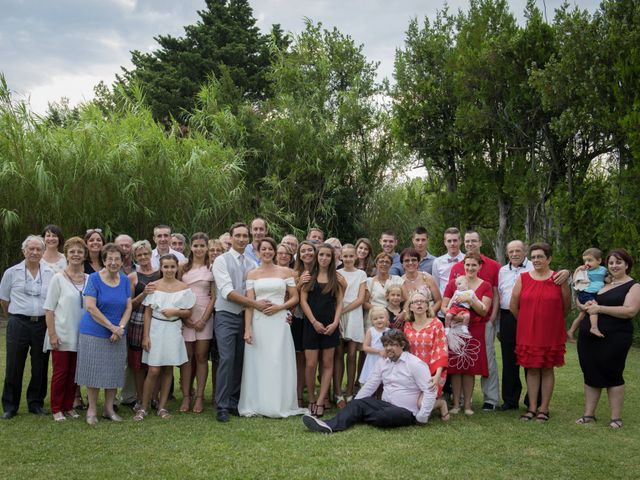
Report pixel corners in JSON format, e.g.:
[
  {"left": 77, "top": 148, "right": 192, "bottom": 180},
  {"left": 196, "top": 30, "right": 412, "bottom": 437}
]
[
  {"left": 243, "top": 243, "right": 261, "bottom": 266},
  {"left": 0, "top": 261, "right": 54, "bottom": 316}
]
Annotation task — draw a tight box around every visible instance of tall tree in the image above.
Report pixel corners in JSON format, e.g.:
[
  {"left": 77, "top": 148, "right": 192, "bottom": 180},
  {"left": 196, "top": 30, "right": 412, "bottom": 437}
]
[{"left": 120, "top": 0, "right": 286, "bottom": 122}]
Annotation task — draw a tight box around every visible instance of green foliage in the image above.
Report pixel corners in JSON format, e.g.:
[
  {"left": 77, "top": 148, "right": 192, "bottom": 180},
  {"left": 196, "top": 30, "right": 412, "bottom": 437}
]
[{"left": 0, "top": 74, "right": 247, "bottom": 269}]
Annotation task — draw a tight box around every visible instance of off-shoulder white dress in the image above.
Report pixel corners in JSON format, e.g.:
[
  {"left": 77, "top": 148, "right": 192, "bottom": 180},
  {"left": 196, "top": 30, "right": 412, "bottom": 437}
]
[
  {"left": 238, "top": 277, "right": 307, "bottom": 418},
  {"left": 142, "top": 289, "right": 196, "bottom": 366}
]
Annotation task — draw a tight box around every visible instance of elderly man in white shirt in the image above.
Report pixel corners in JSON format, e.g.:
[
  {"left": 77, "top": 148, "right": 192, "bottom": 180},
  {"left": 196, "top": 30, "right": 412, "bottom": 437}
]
[
  {"left": 497, "top": 240, "right": 533, "bottom": 410},
  {"left": 1, "top": 235, "right": 54, "bottom": 419},
  {"left": 302, "top": 330, "right": 435, "bottom": 433}
]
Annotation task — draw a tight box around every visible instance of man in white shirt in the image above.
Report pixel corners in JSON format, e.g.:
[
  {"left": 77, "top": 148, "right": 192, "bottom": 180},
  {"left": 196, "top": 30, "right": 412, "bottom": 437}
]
[
  {"left": 243, "top": 217, "right": 267, "bottom": 265},
  {"left": 1, "top": 235, "right": 54, "bottom": 419},
  {"left": 497, "top": 240, "right": 533, "bottom": 410},
  {"left": 212, "top": 222, "right": 271, "bottom": 422},
  {"left": 432, "top": 227, "right": 465, "bottom": 296},
  {"left": 151, "top": 225, "right": 186, "bottom": 269},
  {"left": 302, "top": 330, "right": 435, "bottom": 433}
]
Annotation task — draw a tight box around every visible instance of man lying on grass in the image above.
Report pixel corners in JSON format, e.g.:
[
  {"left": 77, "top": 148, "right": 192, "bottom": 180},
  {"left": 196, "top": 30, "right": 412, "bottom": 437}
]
[{"left": 303, "top": 329, "right": 435, "bottom": 433}]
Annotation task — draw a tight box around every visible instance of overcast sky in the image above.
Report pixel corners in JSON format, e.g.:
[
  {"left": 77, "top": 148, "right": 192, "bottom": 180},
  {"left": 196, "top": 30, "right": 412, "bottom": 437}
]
[{"left": 1, "top": 0, "right": 598, "bottom": 113}]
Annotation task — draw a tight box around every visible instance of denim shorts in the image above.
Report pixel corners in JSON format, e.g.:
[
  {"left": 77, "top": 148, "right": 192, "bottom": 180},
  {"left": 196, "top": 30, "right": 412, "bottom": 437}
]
[{"left": 577, "top": 290, "right": 597, "bottom": 304}]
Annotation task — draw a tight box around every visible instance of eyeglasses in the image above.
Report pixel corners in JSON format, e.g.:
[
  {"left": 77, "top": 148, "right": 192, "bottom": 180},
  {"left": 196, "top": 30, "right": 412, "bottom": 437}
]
[
  {"left": 411, "top": 299, "right": 427, "bottom": 305},
  {"left": 403, "top": 258, "right": 418, "bottom": 264},
  {"left": 376, "top": 259, "right": 391, "bottom": 265},
  {"left": 86, "top": 228, "right": 103, "bottom": 234}
]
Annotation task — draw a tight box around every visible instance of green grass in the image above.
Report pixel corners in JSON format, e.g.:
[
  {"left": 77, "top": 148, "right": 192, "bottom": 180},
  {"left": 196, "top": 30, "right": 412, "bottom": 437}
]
[{"left": 1, "top": 320, "right": 638, "bottom": 480}]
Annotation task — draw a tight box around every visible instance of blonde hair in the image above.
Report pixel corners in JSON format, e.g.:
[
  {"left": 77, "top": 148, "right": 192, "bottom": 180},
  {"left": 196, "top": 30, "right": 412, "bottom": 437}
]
[
  {"left": 385, "top": 284, "right": 403, "bottom": 300},
  {"left": 405, "top": 291, "right": 435, "bottom": 321},
  {"left": 368, "top": 306, "right": 389, "bottom": 327}
]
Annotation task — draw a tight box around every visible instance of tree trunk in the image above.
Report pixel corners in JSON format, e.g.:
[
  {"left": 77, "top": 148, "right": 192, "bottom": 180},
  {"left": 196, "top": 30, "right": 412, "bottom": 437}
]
[{"left": 495, "top": 193, "right": 510, "bottom": 265}]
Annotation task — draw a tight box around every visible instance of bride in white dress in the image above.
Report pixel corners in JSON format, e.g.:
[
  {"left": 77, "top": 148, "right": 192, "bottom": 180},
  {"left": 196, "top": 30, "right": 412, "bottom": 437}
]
[{"left": 239, "top": 238, "right": 308, "bottom": 418}]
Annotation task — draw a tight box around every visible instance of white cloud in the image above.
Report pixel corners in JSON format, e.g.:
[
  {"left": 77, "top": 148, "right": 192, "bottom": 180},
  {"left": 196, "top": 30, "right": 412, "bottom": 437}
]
[{"left": 0, "top": 0, "right": 601, "bottom": 114}]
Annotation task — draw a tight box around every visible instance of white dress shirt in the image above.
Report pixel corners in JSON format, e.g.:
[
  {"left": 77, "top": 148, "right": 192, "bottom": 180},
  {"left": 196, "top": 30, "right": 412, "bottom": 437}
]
[
  {"left": 497, "top": 258, "right": 534, "bottom": 309},
  {"left": 356, "top": 351, "right": 436, "bottom": 423},
  {"left": 211, "top": 248, "right": 253, "bottom": 301},
  {"left": 432, "top": 251, "right": 465, "bottom": 295},
  {"left": 151, "top": 248, "right": 186, "bottom": 270}
]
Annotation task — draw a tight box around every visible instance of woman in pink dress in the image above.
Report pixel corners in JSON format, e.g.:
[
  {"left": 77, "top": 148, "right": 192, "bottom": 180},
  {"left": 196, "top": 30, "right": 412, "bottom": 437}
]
[
  {"left": 441, "top": 251, "right": 493, "bottom": 416},
  {"left": 179, "top": 233, "right": 215, "bottom": 414}
]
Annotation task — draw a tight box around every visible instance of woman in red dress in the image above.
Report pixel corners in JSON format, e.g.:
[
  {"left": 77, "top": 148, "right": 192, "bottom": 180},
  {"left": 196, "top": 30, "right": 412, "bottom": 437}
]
[
  {"left": 442, "top": 252, "right": 493, "bottom": 416},
  {"left": 404, "top": 291, "right": 449, "bottom": 421},
  {"left": 510, "top": 242, "right": 571, "bottom": 422}
]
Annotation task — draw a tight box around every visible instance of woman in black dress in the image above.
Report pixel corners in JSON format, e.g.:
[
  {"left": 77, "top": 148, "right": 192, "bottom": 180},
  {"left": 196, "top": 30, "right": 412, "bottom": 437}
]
[
  {"left": 576, "top": 249, "right": 640, "bottom": 428},
  {"left": 300, "top": 243, "right": 346, "bottom": 417}
]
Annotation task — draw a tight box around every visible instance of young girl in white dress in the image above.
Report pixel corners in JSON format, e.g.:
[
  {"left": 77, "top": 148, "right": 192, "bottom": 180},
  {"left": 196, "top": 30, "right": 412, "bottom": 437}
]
[
  {"left": 333, "top": 244, "right": 367, "bottom": 407},
  {"left": 134, "top": 254, "right": 196, "bottom": 421},
  {"left": 359, "top": 306, "right": 390, "bottom": 385}
]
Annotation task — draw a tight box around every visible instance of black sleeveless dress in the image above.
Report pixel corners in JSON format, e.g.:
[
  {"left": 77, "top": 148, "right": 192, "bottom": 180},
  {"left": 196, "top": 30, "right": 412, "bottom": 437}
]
[
  {"left": 577, "top": 280, "right": 635, "bottom": 388},
  {"left": 302, "top": 281, "right": 340, "bottom": 350}
]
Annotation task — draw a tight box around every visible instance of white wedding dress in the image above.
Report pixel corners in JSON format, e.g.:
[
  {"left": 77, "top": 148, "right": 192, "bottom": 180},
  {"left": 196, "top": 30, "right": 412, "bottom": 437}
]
[{"left": 238, "top": 277, "right": 307, "bottom": 418}]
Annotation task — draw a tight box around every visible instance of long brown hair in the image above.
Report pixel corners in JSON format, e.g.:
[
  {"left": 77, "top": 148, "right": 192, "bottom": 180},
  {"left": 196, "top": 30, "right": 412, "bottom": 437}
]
[
  {"left": 295, "top": 240, "right": 316, "bottom": 276},
  {"left": 182, "top": 232, "right": 210, "bottom": 274},
  {"left": 307, "top": 243, "right": 342, "bottom": 296}
]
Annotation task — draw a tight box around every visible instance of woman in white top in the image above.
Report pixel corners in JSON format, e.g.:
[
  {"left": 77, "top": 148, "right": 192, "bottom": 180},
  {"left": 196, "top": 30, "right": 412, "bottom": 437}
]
[
  {"left": 364, "top": 252, "right": 403, "bottom": 322},
  {"left": 134, "top": 254, "right": 196, "bottom": 421},
  {"left": 41, "top": 224, "right": 67, "bottom": 273},
  {"left": 239, "top": 237, "right": 306, "bottom": 418},
  {"left": 44, "top": 236, "right": 88, "bottom": 421}
]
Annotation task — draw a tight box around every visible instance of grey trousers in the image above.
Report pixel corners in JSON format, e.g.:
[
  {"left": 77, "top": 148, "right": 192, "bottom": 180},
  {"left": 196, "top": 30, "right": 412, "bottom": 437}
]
[
  {"left": 481, "top": 320, "right": 500, "bottom": 406},
  {"left": 214, "top": 310, "right": 245, "bottom": 410}
]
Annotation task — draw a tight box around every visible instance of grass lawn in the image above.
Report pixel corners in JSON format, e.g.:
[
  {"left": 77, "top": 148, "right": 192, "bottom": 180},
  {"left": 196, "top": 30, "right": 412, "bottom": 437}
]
[{"left": 0, "top": 321, "right": 638, "bottom": 480}]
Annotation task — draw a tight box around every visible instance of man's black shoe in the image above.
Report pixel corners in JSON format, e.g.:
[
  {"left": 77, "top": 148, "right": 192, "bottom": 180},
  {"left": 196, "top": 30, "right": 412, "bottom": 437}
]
[
  {"left": 482, "top": 402, "right": 496, "bottom": 411},
  {"left": 500, "top": 403, "right": 519, "bottom": 411},
  {"left": 216, "top": 409, "right": 230, "bottom": 423},
  {"left": 302, "top": 414, "right": 332, "bottom": 434},
  {"left": 28, "top": 406, "right": 48, "bottom": 416},
  {"left": 230, "top": 408, "right": 240, "bottom": 417},
  {"left": 2, "top": 411, "right": 17, "bottom": 420}
]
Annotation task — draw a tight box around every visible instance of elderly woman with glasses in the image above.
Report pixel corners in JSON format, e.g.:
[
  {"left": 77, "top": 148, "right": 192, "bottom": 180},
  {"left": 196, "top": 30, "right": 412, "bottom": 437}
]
[
  {"left": 404, "top": 291, "right": 449, "bottom": 421},
  {"left": 75, "top": 243, "right": 132, "bottom": 425},
  {"left": 365, "top": 253, "right": 404, "bottom": 322}
]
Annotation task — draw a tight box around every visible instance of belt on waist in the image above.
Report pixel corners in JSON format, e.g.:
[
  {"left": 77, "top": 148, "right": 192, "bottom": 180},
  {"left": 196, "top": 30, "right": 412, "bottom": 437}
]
[
  {"left": 12, "top": 314, "right": 45, "bottom": 322},
  {"left": 152, "top": 315, "right": 180, "bottom": 323}
]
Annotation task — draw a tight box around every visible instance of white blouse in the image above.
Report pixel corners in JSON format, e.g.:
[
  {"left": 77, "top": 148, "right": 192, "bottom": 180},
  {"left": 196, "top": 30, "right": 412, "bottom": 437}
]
[{"left": 43, "top": 272, "right": 88, "bottom": 352}]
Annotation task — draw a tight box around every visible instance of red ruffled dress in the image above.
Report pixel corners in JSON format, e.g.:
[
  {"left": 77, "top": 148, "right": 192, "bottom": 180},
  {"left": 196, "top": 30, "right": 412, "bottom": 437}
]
[
  {"left": 515, "top": 272, "right": 566, "bottom": 368},
  {"left": 404, "top": 320, "right": 448, "bottom": 396}
]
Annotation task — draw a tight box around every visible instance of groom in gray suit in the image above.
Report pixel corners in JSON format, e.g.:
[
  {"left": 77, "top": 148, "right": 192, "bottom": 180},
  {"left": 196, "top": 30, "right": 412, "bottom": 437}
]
[{"left": 211, "top": 222, "right": 271, "bottom": 422}]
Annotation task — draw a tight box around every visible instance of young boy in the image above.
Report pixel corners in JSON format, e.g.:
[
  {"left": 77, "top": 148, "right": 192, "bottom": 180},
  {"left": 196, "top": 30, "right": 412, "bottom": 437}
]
[{"left": 567, "top": 248, "right": 608, "bottom": 340}]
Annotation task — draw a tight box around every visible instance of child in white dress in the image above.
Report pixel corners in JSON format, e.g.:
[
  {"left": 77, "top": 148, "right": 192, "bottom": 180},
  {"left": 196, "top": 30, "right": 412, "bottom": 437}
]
[
  {"left": 334, "top": 244, "right": 367, "bottom": 406},
  {"left": 359, "top": 306, "right": 390, "bottom": 385},
  {"left": 134, "top": 254, "right": 195, "bottom": 421}
]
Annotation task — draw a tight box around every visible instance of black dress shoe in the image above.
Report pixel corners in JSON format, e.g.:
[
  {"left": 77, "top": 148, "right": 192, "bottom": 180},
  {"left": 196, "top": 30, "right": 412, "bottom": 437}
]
[
  {"left": 500, "top": 403, "right": 519, "bottom": 411},
  {"left": 28, "top": 406, "right": 48, "bottom": 416},
  {"left": 216, "top": 409, "right": 230, "bottom": 423},
  {"left": 2, "top": 411, "right": 17, "bottom": 420},
  {"left": 482, "top": 402, "right": 496, "bottom": 411},
  {"left": 229, "top": 408, "right": 240, "bottom": 417}
]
